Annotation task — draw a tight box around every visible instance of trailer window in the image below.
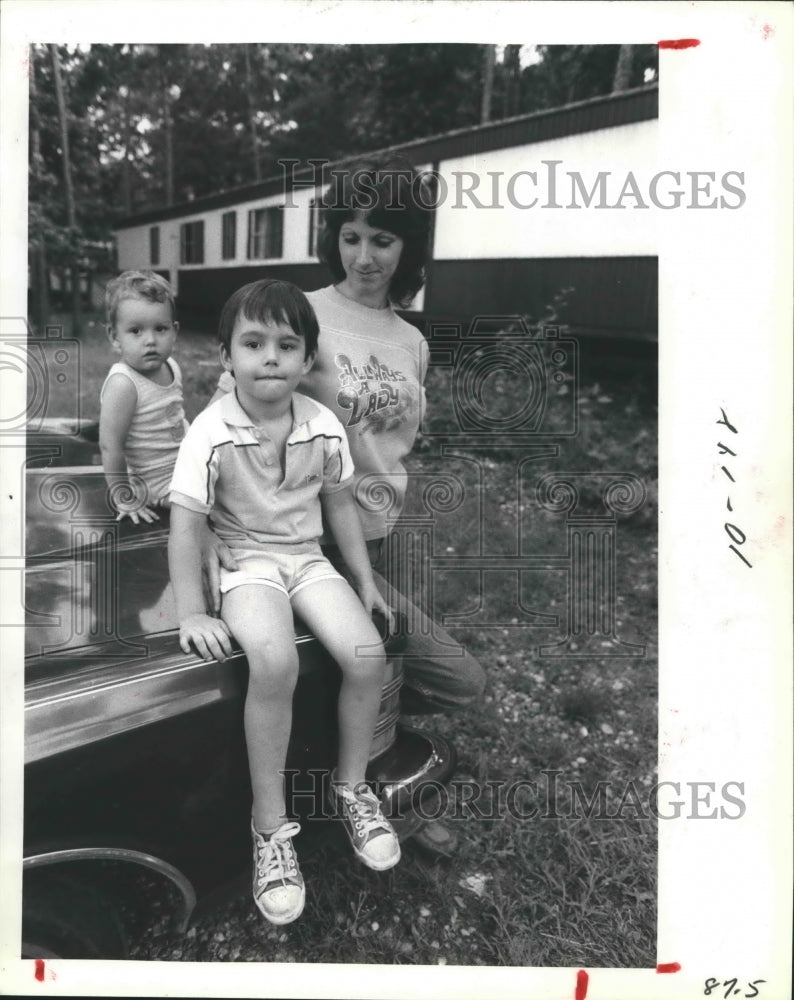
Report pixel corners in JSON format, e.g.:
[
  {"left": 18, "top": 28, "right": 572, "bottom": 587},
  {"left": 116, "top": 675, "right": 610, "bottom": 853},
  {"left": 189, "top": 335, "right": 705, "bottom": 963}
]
[
  {"left": 149, "top": 226, "right": 160, "bottom": 266},
  {"left": 221, "top": 212, "right": 237, "bottom": 260},
  {"left": 247, "top": 207, "right": 283, "bottom": 260},
  {"left": 180, "top": 220, "right": 205, "bottom": 264}
]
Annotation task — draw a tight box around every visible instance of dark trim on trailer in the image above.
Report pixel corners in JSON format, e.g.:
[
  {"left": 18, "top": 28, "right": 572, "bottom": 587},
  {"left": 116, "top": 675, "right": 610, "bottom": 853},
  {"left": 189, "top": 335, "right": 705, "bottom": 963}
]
[
  {"left": 175, "top": 262, "right": 328, "bottom": 331},
  {"left": 116, "top": 86, "right": 658, "bottom": 230},
  {"left": 173, "top": 257, "right": 656, "bottom": 342},
  {"left": 425, "top": 256, "right": 657, "bottom": 341}
]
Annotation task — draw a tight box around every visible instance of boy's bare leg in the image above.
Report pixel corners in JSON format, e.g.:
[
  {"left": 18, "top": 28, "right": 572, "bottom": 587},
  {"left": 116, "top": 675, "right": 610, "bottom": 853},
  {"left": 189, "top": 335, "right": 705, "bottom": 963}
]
[
  {"left": 291, "top": 579, "right": 386, "bottom": 788},
  {"left": 221, "top": 585, "right": 298, "bottom": 832}
]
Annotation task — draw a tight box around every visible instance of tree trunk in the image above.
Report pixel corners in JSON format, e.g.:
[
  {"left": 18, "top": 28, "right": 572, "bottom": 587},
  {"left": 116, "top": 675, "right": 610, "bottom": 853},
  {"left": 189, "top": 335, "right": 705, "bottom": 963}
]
[
  {"left": 504, "top": 44, "right": 522, "bottom": 118},
  {"left": 121, "top": 87, "right": 132, "bottom": 215},
  {"left": 612, "top": 44, "right": 635, "bottom": 92},
  {"left": 29, "top": 48, "right": 50, "bottom": 329},
  {"left": 481, "top": 45, "right": 495, "bottom": 124},
  {"left": 163, "top": 94, "right": 174, "bottom": 205},
  {"left": 34, "top": 246, "right": 50, "bottom": 329},
  {"left": 158, "top": 48, "right": 174, "bottom": 206},
  {"left": 29, "top": 242, "right": 49, "bottom": 329},
  {"left": 244, "top": 45, "right": 262, "bottom": 182},
  {"left": 49, "top": 44, "right": 81, "bottom": 333}
]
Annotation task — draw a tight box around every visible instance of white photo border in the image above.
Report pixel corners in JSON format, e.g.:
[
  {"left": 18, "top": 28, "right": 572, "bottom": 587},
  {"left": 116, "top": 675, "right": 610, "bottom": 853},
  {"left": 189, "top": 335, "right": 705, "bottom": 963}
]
[{"left": 1, "top": 2, "right": 791, "bottom": 998}]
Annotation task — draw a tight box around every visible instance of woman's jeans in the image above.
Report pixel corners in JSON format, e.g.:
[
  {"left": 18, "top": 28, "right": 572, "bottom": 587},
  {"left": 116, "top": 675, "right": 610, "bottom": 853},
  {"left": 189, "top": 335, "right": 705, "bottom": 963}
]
[{"left": 322, "top": 537, "right": 485, "bottom": 716}]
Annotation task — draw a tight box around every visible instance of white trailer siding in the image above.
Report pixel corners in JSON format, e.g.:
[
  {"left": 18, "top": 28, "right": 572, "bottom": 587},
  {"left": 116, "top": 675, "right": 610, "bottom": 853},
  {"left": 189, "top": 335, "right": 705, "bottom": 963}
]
[{"left": 432, "top": 118, "right": 657, "bottom": 260}]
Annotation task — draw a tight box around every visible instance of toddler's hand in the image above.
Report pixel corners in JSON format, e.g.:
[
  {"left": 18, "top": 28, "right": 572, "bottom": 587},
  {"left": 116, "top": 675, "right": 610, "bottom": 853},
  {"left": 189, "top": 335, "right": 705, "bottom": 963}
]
[
  {"left": 179, "top": 613, "right": 233, "bottom": 662},
  {"left": 115, "top": 504, "right": 160, "bottom": 525}
]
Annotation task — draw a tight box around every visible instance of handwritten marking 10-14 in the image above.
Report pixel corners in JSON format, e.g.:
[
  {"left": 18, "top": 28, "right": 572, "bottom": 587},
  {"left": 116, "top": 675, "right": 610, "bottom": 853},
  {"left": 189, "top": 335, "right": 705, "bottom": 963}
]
[
  {"left": 704, "top": 978, "right": 766, "bottom": 998},
  {"left": 716, "top": 408, "right": 752, "bottom": 568}
]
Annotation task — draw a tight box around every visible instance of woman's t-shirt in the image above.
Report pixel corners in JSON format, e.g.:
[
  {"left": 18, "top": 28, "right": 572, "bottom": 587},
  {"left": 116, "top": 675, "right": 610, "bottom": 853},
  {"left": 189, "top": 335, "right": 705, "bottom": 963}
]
[{"left": 218, "top": 285, "right": 428, "bottom": 539}]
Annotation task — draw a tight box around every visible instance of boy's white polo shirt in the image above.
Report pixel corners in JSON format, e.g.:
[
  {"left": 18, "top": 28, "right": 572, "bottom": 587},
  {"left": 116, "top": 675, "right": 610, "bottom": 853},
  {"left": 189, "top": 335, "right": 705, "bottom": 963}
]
[{"left": 169, "top": 389, "right": 353, "bottom": 549}]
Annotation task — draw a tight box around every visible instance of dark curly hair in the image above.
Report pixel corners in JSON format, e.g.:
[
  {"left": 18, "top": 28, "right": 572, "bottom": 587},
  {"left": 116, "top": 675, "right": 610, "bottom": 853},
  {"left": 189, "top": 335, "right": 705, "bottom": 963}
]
[
  {"left": 218, "top": 279, "right": 319, "bottom": 359},
  {"left": 317, "top": 155, "right": 434, "bottom": 308}
]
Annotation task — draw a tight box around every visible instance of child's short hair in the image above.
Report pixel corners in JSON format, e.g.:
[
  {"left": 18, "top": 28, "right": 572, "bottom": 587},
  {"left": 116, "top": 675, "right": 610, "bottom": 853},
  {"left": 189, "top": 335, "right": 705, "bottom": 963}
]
[
  {"left": 105, "top": 271, "right": 176, "bottom": 327},
  {"left": 218, "top": 279, "right": 319, "bottom": 359}
]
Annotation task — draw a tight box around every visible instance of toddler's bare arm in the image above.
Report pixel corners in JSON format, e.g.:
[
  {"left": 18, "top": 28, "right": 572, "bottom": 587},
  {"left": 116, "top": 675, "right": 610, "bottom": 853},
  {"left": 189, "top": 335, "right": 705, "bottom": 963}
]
[{"left": 99, "top": 373, "right": 159, "bottom": 523}]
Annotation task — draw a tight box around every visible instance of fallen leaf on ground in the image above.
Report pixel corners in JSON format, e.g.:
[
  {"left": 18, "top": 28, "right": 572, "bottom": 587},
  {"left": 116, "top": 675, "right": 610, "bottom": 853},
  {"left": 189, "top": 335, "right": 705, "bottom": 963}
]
[{"left": 458, "top": 873, "right": 492, "bottom": 897}]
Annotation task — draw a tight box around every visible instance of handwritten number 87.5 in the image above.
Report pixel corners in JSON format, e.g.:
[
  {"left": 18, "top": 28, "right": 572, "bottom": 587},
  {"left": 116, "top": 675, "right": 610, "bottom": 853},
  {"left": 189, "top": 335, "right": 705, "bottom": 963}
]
[{"left": 704, "top": 979, "right": 766, "bottom": 998}]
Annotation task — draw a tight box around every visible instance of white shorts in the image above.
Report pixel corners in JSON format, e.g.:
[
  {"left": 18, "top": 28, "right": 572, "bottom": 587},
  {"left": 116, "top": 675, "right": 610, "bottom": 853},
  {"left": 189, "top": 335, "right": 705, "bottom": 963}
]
[{"left": 219, "top": 545, "right": 343, "bottom": 599}]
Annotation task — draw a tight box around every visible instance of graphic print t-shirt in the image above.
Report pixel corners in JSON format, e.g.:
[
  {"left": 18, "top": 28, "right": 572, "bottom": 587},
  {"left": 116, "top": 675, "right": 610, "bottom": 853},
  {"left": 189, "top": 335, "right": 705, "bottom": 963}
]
[{"left": 303, "top": 286, "right": 428, "bottom": 539}]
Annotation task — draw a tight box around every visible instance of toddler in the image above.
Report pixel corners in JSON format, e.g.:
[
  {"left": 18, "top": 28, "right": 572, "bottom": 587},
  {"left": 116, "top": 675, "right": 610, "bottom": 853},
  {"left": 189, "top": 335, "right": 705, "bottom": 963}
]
[{"left": 100, "top": 270, "right": 187, "bottom": 522}]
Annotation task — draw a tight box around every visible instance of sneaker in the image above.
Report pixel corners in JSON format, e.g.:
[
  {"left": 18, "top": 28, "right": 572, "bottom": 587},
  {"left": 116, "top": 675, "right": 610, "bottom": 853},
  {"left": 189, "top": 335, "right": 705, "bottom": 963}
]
[
  {"left": 251, "top": 820, "right": 305, "bottom": 925},
  {"left": 329, "top": 779, "right": 401, "bottom": 871}
]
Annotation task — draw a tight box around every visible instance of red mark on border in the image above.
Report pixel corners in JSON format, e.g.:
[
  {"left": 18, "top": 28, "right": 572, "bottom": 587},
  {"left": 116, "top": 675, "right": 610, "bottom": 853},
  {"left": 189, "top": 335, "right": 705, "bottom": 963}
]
[
  {"left": 658, "top": 39, "right": 701, "bottom": 50},
  {"left": 34, "top": 959, "right": 45, "bottom": 982},
  {"left": 657, "top": 961, "right": 682, "bottom": 973},
  {"left": 575, "top": 969, "right": 589, "bottom": 1000}
]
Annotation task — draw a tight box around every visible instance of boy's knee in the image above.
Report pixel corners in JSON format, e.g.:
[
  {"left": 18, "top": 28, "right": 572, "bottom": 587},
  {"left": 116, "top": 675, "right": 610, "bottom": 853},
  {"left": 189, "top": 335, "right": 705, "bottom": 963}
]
[
  {"left": 346, "top": 645, "right": 387, "bottom": 685},
  {"left": 247, "top": 644, "right": 299, "bottom": 692}
]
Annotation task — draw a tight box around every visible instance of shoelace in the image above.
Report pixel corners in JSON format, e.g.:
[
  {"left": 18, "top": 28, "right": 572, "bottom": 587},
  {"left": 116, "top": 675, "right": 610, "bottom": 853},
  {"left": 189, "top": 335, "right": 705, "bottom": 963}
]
[
  {"left": 254, "top": 821, "right": 301, "bottom": 886},
  {"left": 342, "top": 789, "right": 390, "bottom": 837}
]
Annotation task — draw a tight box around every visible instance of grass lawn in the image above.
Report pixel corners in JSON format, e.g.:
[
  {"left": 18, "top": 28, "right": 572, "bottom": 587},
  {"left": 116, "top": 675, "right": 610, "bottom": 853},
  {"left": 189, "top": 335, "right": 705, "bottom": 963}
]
[{"left": 52, "top": 310, "right": 658, "bottom": 968}]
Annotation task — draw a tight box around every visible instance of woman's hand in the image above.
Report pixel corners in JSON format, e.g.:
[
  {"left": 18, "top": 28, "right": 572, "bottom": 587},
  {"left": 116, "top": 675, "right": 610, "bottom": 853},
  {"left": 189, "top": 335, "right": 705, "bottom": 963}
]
[
  {"left": 357, "top": 580, "right": 395, "bottom": 635},
  {"left": 321, "top": 485, "right": 395, "bottom": 627},
  {"left": 179, "top": 612, "right": 233, "bottom": 662},
  {"left": 201, "top": 527, "right": 239, "bottom": 612}
]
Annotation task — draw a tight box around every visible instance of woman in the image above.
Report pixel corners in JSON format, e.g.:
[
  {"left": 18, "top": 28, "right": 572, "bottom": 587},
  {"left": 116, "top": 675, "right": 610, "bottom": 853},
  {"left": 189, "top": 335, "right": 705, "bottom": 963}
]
[{"left": 208, "top": 155, "right": 485, "bottom": 852}]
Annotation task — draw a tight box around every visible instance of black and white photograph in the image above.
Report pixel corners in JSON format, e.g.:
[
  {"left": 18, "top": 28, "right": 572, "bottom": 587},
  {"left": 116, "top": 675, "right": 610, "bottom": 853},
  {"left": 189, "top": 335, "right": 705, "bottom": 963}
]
[{"left": 0, "top": 3, "right": 790, "bottom": 999}]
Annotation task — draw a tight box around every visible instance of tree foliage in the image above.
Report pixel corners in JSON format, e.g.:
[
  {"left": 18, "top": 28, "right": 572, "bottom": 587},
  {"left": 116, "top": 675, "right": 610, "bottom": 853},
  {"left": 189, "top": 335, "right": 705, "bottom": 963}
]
[
  {"left": 520, "top": 44, "right": 657, "bottom": 111},
  {"left": 28, "top": 42, "right": 658, "bottom": 323}
]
